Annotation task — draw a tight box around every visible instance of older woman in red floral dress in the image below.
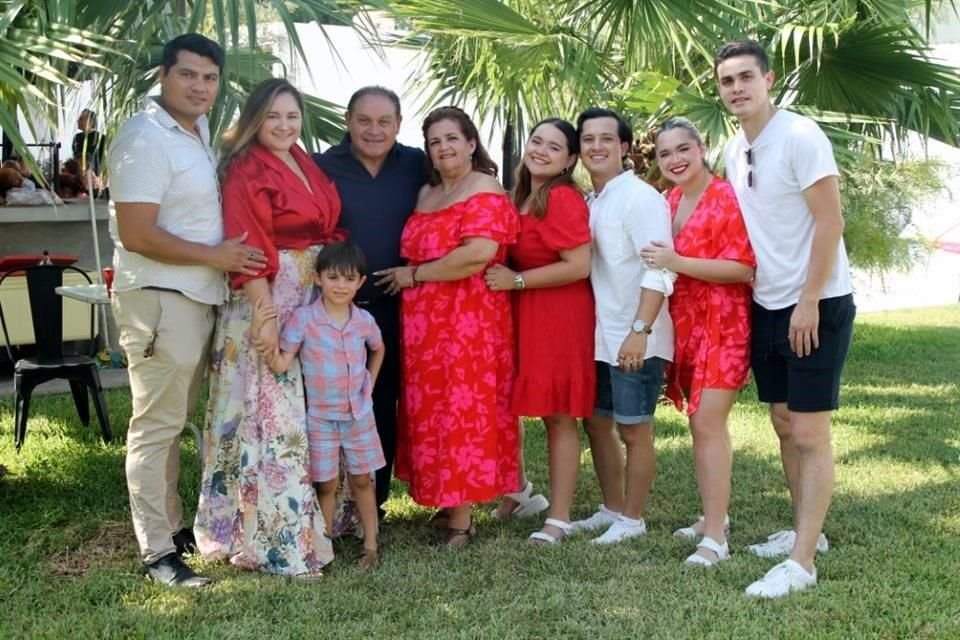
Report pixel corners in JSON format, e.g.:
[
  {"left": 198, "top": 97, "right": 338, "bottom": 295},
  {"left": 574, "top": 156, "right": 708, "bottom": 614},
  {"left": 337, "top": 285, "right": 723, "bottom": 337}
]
[{"left": 377, "top": 106, "right": 520, "bottom": 548}]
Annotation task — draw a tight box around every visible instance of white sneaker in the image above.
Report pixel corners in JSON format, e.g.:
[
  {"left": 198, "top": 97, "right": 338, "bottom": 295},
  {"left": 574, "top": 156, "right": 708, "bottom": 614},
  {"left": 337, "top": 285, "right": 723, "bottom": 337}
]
[
  {"left": 745, "top": 559, "right": 817, "bottom": 598},
  {"left": 746, "top": 529, "right": 829, "bottom": 558},
  {"left": 569, "top": 504, "right": 621, "bottom": 533},
  {"left": 590, "top": 516, "right": 647, "bottom": 545}
]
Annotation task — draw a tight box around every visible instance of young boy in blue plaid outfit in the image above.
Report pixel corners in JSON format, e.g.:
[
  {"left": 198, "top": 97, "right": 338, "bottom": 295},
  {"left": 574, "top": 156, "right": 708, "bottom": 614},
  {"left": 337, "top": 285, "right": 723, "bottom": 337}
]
[{"left": 253, "top": 241, "right": 385, "bottom": 570}]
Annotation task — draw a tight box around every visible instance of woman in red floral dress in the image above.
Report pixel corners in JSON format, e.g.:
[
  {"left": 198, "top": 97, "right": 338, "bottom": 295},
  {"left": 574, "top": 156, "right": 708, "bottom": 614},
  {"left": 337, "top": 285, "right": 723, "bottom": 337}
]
[
  {"left": 375, "top": 107, "right": 520, "bottom": 547},
  {"left": 641, "top": 117, "right": 755, "bottom": 566},
  {"left": 484, "top": 118, "right": 594, "bottom": 545}
]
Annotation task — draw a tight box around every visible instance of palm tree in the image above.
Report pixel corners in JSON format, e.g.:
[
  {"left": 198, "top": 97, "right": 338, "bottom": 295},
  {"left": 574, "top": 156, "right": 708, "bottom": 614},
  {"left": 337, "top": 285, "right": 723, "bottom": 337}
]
[
  {"left": 0, "top": 0, "right": 368, "bottom": 181},
  {"left": 383, "top": 0, "right": 959, "bottom": 269},
  {"left": 387, "top": 0, "right": 960, "bottom": 154}
]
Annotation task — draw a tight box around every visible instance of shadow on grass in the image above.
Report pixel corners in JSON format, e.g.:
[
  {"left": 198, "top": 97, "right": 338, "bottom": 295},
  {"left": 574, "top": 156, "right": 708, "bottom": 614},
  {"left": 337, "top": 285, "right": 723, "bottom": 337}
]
[
  {"left": 835, "top": 322, "right": 960, "bottom": 467},
  {"left": 1, "top": 313, "right": 958, "bottom": 637},
  {"left": 2, "top": 441, "right": 956, "bottom": 638}
]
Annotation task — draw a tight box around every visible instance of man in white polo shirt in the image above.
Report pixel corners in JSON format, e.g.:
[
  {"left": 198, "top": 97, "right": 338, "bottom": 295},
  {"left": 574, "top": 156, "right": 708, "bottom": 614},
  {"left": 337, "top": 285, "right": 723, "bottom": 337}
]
[
  {"left": 109, "top": 33, "right": 266, "bottom": 588},
  {"left": 716, "top": 40, "right": 855, "bottom": 598},
  {"left": 569, "top": 108, "right": 675, "bottom": 545}
]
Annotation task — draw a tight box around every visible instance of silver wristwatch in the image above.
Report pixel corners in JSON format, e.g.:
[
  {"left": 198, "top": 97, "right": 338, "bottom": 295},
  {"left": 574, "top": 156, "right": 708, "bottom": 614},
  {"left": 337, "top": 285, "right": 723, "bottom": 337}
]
[{"left": 631, "top": 319, "right": 652, "bottom": 335}]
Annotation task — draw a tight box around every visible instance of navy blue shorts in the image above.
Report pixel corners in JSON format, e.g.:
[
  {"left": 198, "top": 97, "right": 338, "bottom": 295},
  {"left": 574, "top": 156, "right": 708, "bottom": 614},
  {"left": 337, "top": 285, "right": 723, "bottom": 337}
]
[
  {"left": 594, "top": 358, "right": 666, "bottom": 425},
  {"left": 751, "top": 294, "right": 855, "bottom": 412}
]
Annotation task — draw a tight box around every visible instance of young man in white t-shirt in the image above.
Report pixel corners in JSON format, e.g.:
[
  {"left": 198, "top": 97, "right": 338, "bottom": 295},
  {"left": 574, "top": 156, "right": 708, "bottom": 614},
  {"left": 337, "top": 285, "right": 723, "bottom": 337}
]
[
  {"left": 716, "top": 40, "right": 856, "bottom": 598},
  {"left": 569, "top": 108, "right": 675, "bottom": 545}
]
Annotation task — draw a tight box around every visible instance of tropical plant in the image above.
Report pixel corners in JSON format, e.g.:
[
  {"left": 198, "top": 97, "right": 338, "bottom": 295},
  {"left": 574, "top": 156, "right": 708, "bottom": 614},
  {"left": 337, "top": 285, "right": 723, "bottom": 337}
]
[
  {"left": 384, "top": 0, "right": 960, "bottom": 271},
  {"left": 0, "top": 0, "right": 371, "bottom": 183},
  {"left": 840, "top": 157, "right": 947, "bottom": 274},
  {"left": 390, "top": 0, "right": 960, "bottom": 148}
]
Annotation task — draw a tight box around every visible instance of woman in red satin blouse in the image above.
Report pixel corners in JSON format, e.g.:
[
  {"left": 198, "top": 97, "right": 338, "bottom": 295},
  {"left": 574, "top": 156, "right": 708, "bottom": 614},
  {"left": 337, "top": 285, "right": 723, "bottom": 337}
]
[{"left": 195, "top": 78, "right": 346, "bottom": 578}]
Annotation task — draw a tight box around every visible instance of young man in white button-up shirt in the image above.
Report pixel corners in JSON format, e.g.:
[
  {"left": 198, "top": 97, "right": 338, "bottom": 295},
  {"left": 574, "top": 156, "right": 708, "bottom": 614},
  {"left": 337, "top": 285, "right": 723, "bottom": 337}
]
[
  {"left": 109, "top": 33, "right": 266, "bottom": 588},
  {"left": 569, "top": 108, "right": 675, "bottom": 545}
]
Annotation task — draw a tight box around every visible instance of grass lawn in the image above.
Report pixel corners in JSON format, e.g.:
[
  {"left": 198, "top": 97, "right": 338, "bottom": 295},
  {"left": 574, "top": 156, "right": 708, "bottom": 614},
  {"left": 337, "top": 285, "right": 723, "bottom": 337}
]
[{"left": 1, "top": 306, "right": 958, "bottom": 639}]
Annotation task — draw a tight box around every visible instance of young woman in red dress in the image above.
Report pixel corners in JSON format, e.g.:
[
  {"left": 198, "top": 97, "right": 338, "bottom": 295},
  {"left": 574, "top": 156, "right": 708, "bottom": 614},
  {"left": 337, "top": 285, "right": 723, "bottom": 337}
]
[
  {"left": 375, "top": 107, "right": 520, "bottom": 548},
  {"left": 484, "top": 119, "right": 594, "bottom": 544},
  {"left": 641, "top": 117, "right": 756, "bottom": 566}
]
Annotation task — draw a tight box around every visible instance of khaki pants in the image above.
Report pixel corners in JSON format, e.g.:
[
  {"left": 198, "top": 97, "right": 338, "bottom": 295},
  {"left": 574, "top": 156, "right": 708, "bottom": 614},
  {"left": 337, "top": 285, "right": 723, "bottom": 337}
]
[{"left": 113, "top": 289, "right": 214, "bottom": 563}]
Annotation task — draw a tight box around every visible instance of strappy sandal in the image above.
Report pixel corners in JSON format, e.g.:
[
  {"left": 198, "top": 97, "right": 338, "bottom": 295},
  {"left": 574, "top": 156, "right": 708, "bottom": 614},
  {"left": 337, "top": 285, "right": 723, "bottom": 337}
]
[
  {"left": 528, "top": 518, "right": 573, "bottom": 545},
  {"left": 673, "top": 514, "right": 730, "bottom": 539},
  {"left": 684, "top": 536, "right": 731, "bottom": 567},
  {"left": 490, "top": 481, "right": 549, "bottom": 520},
  {"left": 438, "top": 521, "right": 477, "bottom": 550},
  {"left": 358, "top": 548, "right": 379, "bottom": 571}
]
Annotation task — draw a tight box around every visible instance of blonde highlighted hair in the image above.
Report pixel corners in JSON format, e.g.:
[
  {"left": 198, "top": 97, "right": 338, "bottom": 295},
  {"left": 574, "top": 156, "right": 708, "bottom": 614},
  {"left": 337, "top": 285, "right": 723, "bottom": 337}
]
[{"left": 218, "top": 78, "right": 304, "bottom": 179}]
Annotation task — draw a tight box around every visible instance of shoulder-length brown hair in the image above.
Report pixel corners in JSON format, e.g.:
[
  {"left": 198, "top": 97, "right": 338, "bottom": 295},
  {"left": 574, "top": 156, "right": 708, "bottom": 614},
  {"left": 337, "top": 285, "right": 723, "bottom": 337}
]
[
  {"left": 421, "top": 106, "right": 498, "bottom": 186},
  {"left": 218, "top": 78, "right": 304, "bottom": 179},
  {"left": 512, "top": 118, "right": 580, "bottom": 219}
]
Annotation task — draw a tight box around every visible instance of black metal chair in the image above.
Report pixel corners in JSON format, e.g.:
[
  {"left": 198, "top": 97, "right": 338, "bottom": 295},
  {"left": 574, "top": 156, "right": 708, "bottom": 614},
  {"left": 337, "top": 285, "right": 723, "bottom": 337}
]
[{"left": 0, "top": 263, "right": 112, "bottom": 450}]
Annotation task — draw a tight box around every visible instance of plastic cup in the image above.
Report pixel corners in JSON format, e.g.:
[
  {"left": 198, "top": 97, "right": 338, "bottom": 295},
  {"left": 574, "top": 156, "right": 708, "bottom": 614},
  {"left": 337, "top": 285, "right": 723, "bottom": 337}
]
[{"left": 102, "top": 267, "right": 115, "bottom": 298}]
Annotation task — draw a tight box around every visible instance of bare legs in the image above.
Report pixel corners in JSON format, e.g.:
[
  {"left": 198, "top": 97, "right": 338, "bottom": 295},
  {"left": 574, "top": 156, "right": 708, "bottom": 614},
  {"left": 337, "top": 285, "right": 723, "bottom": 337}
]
[
  {"left": 583, "top": 415, "right": 654, "bottom": 520},
  {"left": 770, "top": 403, "right": 834, "bottom": 572},
  {"left": 686, "top": 388, "right": 736, "bottom": 561},
  {"left": 494, "top": 419, "right": 529, "bottom": 518},
  {"left": 318, "top": 473, "right": 379, "bottom": 566},
  {"left": 619, "top": 422, "right": 655, "bottom": 520},
  {"left": 349, "top": 473, "right": 379, "bottom": 555},
  {"left": 534, "top": 414, "right": 581, "bottom": 539},
  {"left": 582, "top": 415, "right": 626, "bottom": 513}
]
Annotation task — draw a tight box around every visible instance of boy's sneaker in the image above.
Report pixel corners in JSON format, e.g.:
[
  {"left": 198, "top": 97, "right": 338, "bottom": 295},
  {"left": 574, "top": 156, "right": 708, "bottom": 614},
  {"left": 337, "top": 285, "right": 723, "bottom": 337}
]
[
  {"left": 590, "top": 515, "right": 647, "bottom": 545},
  {"left": 745, "top": 559, "right": 817, "bottom": 598},
  {"left": 746, "top": 529, "right": 829, "bottom": 558},
  {"left": 570, "top": 504, "right": 621, "bottom": 533}
]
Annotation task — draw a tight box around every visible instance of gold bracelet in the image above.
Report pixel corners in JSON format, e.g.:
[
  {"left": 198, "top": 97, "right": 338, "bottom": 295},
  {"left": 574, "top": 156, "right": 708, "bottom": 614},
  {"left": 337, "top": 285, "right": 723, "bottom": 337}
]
[{"left": 410, "top": 265, "right": 420, "bottom": 287}]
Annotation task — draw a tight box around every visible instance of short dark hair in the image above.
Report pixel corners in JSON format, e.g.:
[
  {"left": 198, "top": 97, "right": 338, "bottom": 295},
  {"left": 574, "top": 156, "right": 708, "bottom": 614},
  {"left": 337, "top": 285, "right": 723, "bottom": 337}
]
[
  {"left": 316, "top": 241, "right": 367, "bottom": 276},
  {"left": 162, "top": 33, "right": 225, "bottom": 73},
  {"left": 347, "top": 86, "right": 401, "bottom": 117},
  {"left": 714, "top": 40, "right": 770, "bottom": 75},
  {"left": 576, "top": 108, "right": 633, "bottom": 147}
]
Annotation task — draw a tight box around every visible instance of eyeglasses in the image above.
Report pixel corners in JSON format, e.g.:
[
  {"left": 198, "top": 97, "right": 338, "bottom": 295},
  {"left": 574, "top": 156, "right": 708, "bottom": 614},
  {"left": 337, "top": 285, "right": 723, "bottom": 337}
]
[{"left": 746, "top": 148, "right": 754, "bottom": 188}]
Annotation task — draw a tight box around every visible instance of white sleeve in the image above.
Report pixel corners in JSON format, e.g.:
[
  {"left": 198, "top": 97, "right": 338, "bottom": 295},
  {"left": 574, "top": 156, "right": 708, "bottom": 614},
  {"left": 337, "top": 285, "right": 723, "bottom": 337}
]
[
  {"left": 108, "top": 123, "right": 172, "bottom": 204},
  {"left": 791, "top": 118, "right": 839, "bottom": 191},
  {"left": 625, "top": 187, "right": 677, "bottom": 295}
]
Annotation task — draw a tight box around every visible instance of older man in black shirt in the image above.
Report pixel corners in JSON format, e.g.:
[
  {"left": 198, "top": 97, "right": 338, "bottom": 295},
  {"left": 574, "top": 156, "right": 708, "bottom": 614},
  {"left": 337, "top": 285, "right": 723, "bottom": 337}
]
[{"left": 315, "top": 87, "right": 426, "bottom": 517}]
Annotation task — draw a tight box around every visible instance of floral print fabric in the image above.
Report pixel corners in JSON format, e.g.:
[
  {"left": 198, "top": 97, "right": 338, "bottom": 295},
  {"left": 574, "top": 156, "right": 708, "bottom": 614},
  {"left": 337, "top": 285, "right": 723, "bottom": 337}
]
[
  {"left": 194, "top": 247, "right": 357, "bottom": 575},
  {"left": 394, "top": 192, "right": 521, "bottom": 507},
  {"left": 664, "top": 177, "right": 756, "bottom": 416}
]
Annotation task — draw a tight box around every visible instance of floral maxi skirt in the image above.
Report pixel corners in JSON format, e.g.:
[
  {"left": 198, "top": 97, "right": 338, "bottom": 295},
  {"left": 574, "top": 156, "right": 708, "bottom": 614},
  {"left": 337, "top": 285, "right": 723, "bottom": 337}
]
[{"left": 194, "top": 246, "right": 354, "bottom": 575}]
